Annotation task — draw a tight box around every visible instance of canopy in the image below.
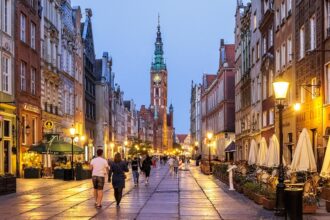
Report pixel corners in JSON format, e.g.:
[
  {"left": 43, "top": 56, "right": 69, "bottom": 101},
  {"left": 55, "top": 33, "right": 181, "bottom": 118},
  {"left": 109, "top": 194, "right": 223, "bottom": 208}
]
[
  {"left": 248, "top": 139, "right": 258, "bottom": 165},
  {"left": 321, "top": 137, "right": 330, "bottom": 178},
  {"left": 29, "top": 141, "right": 84, "bottom": 154},
  {"left": 225, "top": 141, "right": 236, "bottom": 152},
  {"left": 257, "top": 137, "right": 267, "bottom": 166},
  {"left": 264, "top": 134, "right": 285, "bottom": 167},
  {"left": 291, "top": 128, "right": 317, "bottom": 172}
]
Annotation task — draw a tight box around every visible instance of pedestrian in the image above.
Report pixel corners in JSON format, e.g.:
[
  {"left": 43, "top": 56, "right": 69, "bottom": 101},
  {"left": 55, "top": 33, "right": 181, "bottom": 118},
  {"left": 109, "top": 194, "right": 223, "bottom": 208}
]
[
  {"left": 173, "top": 157, "right": 179, "bottom": 177},
  {"left": 108, "top": 152, "right": 129, "bottom": 207},
  {"left": 131, "top": 157, "right": 140, "bottom": 186},
  {"left": 90, "top": 148, "right": 109, "bottom": 208},
  {"left": 141, "top": 154, "right": 152, "bottom": 185},
  {"left": 168, "top": 157, "right": 174, "bottom": 176}
]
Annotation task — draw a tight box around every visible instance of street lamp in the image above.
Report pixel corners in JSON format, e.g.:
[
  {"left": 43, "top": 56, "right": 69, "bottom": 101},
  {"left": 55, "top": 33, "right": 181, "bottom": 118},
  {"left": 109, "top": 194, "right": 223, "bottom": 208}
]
[
  {"left": 69, "top": 126, "right": 76, "bottom": 180},
  {"left": 206, "top": 132, "right": 214, "bottom": 173},
  {"left": 273, "top": 79, "right": 289, "bottom": 216}
]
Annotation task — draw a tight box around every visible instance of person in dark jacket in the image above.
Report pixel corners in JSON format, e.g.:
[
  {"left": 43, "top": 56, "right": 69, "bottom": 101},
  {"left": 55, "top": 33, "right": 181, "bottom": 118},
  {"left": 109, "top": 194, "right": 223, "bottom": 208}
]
[
  {"left": 131, "top": 157, "right": 140, "bottom": 186},
  {"left": 141, "top": 154, "right": 152, "bottom": 185},
  {"left": 108, "top": 152, "right": 129, "bottom": 207}
]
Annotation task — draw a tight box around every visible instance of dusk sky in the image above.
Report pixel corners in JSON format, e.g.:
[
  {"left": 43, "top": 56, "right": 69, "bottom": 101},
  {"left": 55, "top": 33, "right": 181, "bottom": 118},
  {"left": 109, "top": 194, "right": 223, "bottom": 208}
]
[{"left": 71, "top": 0, "right": 236, "bottom": 134}]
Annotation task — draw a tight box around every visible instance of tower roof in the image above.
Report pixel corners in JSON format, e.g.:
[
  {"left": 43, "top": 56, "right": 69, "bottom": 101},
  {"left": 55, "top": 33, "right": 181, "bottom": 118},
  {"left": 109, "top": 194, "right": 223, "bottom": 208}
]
[{"left": 151, "top": 15, "right": 166, "bottom": 71}]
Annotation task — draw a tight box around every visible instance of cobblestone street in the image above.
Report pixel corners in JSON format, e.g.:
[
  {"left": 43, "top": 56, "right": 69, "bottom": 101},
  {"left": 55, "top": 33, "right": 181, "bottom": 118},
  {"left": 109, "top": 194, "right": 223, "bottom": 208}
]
[{"left": 0, "top": 165, "right": 329, "bottom": 220}]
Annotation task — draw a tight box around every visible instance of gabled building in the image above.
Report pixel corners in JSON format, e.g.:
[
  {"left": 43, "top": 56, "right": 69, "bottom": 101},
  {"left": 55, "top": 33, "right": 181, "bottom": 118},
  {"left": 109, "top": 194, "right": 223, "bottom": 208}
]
[
  {"left": 0, "top": 0, "right": 16, "bottom": 175},
  {"left": 81, "top": 9, "right": 96, "bottom": 147}
]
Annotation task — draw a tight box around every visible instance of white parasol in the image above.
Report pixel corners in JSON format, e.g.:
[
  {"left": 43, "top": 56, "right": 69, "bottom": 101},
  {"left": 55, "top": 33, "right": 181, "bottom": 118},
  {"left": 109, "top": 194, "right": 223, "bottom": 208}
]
[
  {"left": 321, "top": 137, "right": 330, "bottom": 178},
  {"left": 264, "top": 134, "right": 285, "bottom": 168},
  {"left": 291, "top": 128, "right": 317, "bottom": 172},
  {"left": 257, "top": 137, "right": 268, "bottom": 166},
  {"left": 248, "top": 139, "right": 258, "bottom": 165}
]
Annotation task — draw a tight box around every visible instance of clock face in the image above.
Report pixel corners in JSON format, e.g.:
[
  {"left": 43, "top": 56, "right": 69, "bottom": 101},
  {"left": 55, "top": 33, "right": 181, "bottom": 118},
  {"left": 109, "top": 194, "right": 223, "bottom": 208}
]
[{"left": 153, "top": 74, "right": 161, "bottom": 83}]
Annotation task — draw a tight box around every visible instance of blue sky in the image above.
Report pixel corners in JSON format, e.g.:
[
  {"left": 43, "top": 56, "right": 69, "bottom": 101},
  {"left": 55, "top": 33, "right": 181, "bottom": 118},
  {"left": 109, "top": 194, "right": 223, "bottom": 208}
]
[{"left": 71, "top": 0, "right": 236, "bottom": 134}]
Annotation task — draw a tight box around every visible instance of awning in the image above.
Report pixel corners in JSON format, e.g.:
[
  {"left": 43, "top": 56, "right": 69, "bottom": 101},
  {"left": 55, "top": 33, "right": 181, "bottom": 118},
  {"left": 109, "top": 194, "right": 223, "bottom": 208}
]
[
  {"left": 29, "top": 141, "right": 84, "bottom": 154},
  {"left": 225, "top": 141, "right": 236, "bottom": 152}
]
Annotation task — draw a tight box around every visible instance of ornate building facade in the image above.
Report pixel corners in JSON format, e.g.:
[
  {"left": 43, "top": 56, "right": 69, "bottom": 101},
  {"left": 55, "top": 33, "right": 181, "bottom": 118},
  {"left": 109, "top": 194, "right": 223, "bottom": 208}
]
[{"left": 0, "top": 0, "right": 16, "bottom": 175}]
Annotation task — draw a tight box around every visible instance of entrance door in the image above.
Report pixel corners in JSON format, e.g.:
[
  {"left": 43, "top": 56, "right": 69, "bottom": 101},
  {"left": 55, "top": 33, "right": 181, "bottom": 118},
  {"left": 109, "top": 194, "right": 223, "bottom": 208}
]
[{"left": 4, "top": 140, "right": 10, "bottom": 173}]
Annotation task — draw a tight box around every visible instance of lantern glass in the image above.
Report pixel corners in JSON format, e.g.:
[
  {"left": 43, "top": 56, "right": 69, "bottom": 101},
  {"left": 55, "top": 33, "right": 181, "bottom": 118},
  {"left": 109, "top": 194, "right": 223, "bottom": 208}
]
[{"left": 273, "top": 81, "right": 289, "bottom": 100}]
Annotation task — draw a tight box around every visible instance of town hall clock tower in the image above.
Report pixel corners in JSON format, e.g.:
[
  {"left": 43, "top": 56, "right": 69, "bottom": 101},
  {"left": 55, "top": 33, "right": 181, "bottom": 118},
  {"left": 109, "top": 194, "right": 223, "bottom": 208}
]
[{"left": 149, "top": 17, "right": 173, "bottom": 152}]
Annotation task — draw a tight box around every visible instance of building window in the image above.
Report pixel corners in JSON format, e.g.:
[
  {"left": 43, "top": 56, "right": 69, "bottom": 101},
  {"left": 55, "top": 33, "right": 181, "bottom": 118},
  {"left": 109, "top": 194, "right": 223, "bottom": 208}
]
[
  {"left": 253, "top": 12, "right": 257, "bottom": 31},
  {"left": 4, "top": 120, "right": 10, "bottom": 137},
  {"left": 311, "top": 77, "right": 318, "bottom": 99},
  {"left": 1, "top": 56, "right": 11, "bottom": 94},
  {"left": 20, "top": 62, "right": 26, "bottom": 91},
  {"left": 263, "top": 74, "right": 267, "bottom": 100},
  {"left": 31, "top": 67, "right": 36, "bottom": 95},
  {"left": 325, "top": 63, "right": 330, "bottom": 104},
  {"left": 287, "top": 37, "right": 292, "bottom": 62},
  {"left": 31, "top": 22, "right": 36, "bottom": 49},
  {"left": 276, "top": 9, "right": 280, "bottom": 27},
  {"left": 251, "top": 48, "right": 255, "bottom": 64},
  {"left": 22, "top": 115, "right": 26, "bottom": 145},
  {"left": 281, "top": 1, "right": 286, "bottom": 22},
  {"left": 263, "top": 111, "right": 267, "bottom": 127},
  {"left": 310, "top": 15, "right": 316, "bottom": 50},
  {"left": 32, "top": 118, "right": 37, "bottom": 144},
  {"left": 4, "top": 0, "right": 10, "bottom": 34},
  {"left": 301, "top": 86, "right": 306, "bottom": 103},
  {"left": 20, "top": 13, "right": 26, "bottom": 42},
  {"left": 269, "top": 26, "right": 273, "bottom": 47},
  {"left": 276, "top": 49, "right": 280, "bottom": 72},
  {"left": 299, "top": 26, "right": 305, "bottom": 59},
  {"left": 256, "top": 41, "right": 260, "bottom": 60},
  {"left": 281, "top": 43, "right": 286, "bottom": 68},
  {"left": 326, "top": 1, "right": 330, "bottom": 36},
  {"left": 269, "top": 70, "right": 274, "bottom": 97},
  {"left": 287, "top": 0, "right": 292, "bottom": 15},
  {"left": 263, "top": 37, "right": 267, "bottom": 55},
  {"left": 269, "top": 108, "right": 274, "bottom": 125}
]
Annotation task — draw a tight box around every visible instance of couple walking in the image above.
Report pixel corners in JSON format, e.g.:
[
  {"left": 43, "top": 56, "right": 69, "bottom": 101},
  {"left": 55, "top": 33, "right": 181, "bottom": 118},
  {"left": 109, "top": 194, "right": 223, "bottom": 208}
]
[
  {"left": 131, "top": 154, "right": 152, "bottom": 186},
  {"left": 90, "top": 149, "right": 128, "bottom": 208}
]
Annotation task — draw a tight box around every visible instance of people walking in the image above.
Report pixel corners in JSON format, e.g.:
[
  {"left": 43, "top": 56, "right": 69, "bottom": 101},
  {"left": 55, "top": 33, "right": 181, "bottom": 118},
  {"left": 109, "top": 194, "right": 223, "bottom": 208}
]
[
  {"left": 141, "top": 154, "right": 152, "bottom": 185},
  {"left": 108, "top": 152, "right": 129, "bottom": 207},
  {"left": 90, "top": 149, "right": 109, "bottom": 208},
  {"left": 131, "top": 157, "right": 140, "bottom": 186},
  {"left": 173, "top": 157, "right": 179, "bottom": 177},
  {"left": 168, "top": 156, "right": 174, "bottom": 176}
]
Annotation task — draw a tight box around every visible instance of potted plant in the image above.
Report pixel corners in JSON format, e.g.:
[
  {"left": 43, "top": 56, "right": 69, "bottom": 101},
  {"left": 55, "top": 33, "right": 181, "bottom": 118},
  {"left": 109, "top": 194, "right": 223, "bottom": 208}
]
[
  {"left": 253, "top": 184, "right": 264, "bottom": 205},
  {"left": 0, "top": 174, "right": 16, "bottom": 195},
  {"left": 262, "top": 188, "right": 276, "bottom": 210},
  {"left": 303, "top": 194, "right": 317, "bottom": 214}
]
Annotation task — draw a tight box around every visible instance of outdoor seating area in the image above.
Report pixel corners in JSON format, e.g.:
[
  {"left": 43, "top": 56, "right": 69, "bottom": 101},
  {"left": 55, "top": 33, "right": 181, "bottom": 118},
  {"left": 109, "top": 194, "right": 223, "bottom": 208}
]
[
  {"left": 22, "top": 140, "right": 91, "bottom": 180},
  {"left": 209, "top": 128, "right": 330, "bottom": 214}
]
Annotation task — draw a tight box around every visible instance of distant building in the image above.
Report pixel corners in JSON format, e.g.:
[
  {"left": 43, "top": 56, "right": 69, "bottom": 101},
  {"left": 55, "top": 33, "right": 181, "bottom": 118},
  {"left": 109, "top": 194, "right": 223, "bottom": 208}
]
[{"left": 190, "top": 82, "right": 202, "bottom": 156}]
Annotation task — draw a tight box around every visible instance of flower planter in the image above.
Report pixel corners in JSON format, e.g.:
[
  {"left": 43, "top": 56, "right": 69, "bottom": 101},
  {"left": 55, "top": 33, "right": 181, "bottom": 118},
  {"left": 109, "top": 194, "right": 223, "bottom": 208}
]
[
  {"left": 54, "top": 169, "right": 64, "bottom": 179},
  {"left": 326, "top": 200, "right": 330, "bottom": 212},
  {"left": 262, "top": 197, "right": 275, "bottom": 210},
  {"left": 321, "top": 187, "right": 330, "bottom": 200},
  {"left": 0, "top": 176, "right": 16, "bottom": 195},
  {"left": 254, "top": 194, "right": 264, "bottom": 205},
  {"left": 303, "top": 204, "right": 317, "bottom": 214},
  {"left": 243, "top": 188, "right": 250, "bottom": 196},
  {"left": 24, "top": 168, "right": 40, "bottom": 179}
]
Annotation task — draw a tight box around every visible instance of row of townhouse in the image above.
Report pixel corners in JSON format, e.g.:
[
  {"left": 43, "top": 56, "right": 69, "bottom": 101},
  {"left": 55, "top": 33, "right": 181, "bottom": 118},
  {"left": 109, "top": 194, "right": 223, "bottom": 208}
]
[
  {"left": 234, "top": 0, "right": 330, "bottom": 170},
  {"left": 0, "top": 0, "right": 139, "bottom": 176}
]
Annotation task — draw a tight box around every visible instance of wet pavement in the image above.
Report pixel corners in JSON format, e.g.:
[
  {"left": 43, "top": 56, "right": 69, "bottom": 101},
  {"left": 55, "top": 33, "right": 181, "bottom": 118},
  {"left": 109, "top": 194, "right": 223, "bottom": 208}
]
[{"left": 0, "top": 165, "right": 329, "bottom": 219}]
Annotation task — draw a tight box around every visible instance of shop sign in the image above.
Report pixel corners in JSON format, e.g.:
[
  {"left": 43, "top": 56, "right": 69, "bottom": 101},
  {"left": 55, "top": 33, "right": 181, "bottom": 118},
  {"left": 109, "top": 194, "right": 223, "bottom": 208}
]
[
  {"left": 44, "top": 120, "right": 54, "bottom": 130},
  {"left": 23, "top": 104, "right": 40, "bottom": 114}
]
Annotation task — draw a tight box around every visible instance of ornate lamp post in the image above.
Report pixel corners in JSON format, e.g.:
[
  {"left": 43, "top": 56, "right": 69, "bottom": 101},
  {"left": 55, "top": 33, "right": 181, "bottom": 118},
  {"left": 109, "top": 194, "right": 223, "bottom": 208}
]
[
  {"left": 206, "top": 132, "right": 214, "bottom": 173},
  {"left": 69, "top": 126, "right": 76, "bottom": 180},
  {"left": 273, "top": 79, "right": 289, "bottom": 216}
]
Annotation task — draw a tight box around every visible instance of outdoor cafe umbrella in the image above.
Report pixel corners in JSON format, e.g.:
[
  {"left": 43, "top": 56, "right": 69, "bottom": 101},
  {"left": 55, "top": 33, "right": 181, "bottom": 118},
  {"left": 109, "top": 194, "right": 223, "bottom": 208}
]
[
  {"left": 321, "top": 137, "right": 330, "bottom": 178},
  {"left": 257, "top": 137, "right": 267, "bottom": 166},
  {"left": 291, "top": 128, "right": 317, "bottom": 172},
  {"left": 29, "top": 141, "right": 83, "bottom": 154},
  {"left": 264, "top": 134, "right": 285, "bottom": 167},
  {"left": 248, "top": 139, "right": 258, "bottom": 165}
]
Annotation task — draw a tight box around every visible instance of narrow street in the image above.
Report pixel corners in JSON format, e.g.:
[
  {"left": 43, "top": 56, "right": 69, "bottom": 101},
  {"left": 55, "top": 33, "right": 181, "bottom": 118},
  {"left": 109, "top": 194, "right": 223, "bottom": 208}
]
[{"left": 0, "top": 165, "right": 282, "bottom": 220}]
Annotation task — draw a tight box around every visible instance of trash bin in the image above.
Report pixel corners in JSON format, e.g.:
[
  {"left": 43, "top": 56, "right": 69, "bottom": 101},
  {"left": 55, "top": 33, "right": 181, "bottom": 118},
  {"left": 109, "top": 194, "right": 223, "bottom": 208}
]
[
  {"left": 285, "top": 188, "right": 303, "bottom": 220},
  {"left": 63, "top": 169, "right": 74, "bottom": 181},
  {"left": 196, "top": 160, "right": 200, "bottom": 166}
]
